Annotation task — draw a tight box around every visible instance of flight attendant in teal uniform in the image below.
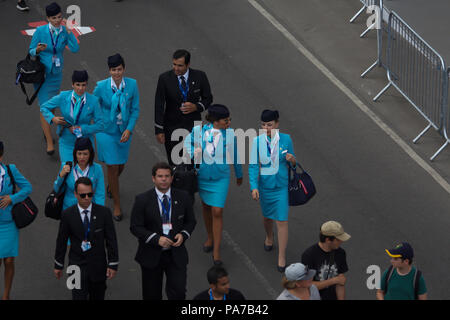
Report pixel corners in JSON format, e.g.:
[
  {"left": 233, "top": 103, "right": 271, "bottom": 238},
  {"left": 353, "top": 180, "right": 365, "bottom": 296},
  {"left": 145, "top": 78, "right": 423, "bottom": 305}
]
[
  {"left": 54, "top": 137, "right": 105, "bottom": 211},
  {"left": 185, "top": 104, "right": 243, "bottom": 266},
  {"left": 40, "top": 70, "right": 104, "bottom": 163},
  {"left": 93, "top": 54, "right": 140, "bottom": 221},
  {"left": 29, "top": 2, "right": 80, "bottom": 155},
  {"left": 0, "top": 141, "right": 32, "bottom": 300},
  {"left": 249, "top": 110, "right": 296, "bottom": 273}
]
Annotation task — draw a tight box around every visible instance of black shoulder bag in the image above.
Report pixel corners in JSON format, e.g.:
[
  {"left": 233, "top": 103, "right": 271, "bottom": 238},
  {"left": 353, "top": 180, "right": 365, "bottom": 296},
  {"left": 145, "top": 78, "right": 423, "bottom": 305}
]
[
  {"left": 6, "top": 165, "right": 38, "bottom": 229},
  {"left": 288, "top": 162, "right": 316, "bottom": 206},
  {"left": 44, "top": 162, "right": 72, "bottom": 220},
  {"left": 15, "top": 54, "right": 46, "bottom": 105}
]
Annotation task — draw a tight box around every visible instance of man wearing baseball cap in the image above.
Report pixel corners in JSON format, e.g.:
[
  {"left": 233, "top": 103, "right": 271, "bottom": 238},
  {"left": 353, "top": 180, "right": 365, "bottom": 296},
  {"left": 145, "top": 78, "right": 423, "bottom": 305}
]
[
  {"left": 301, "top": 221, "right": 350, "bottom": 300},
  {"left": 376, "top": 242, "right": 427, "bottom": 300}
]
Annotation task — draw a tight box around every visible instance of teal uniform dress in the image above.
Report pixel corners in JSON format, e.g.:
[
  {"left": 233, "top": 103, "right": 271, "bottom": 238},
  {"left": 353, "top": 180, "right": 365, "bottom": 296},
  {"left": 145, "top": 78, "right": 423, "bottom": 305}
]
[
  {"left": 248, "top": 133, "right": 295, "bottom": 221},
  {"left": 185, "top": 123, "right": 243, "bottom": 208},
  {"left": 93, "top": 77, "right": 140, "bottom": 165},
  {"left": 0, "top": 164, "right": 32, "bottom": 258},
  {"left": 53, "top": 162, "right": 106, "bottom": 211},
  {"left": 29, "top": 24, "right": 79, "bottom": 105},
  {"left": 40, "top": 90, "right": 104, "bottom": 163}
]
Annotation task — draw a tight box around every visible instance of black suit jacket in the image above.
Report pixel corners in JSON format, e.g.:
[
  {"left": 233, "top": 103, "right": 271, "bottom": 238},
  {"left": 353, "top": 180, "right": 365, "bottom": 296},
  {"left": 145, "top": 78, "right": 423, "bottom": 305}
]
[
  {"left": 154, "top": 68, "right": 213, "bottom": 134},
  {"left": 54, "top": 204, "right": 119, "bottom": 282},
  {"left": 130, "top": 188, "right": 196, "bottom": 269}
]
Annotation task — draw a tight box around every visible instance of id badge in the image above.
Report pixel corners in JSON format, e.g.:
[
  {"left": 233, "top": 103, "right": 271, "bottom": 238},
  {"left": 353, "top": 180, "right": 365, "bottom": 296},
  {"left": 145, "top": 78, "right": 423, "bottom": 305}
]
[
  {"left": 81, "top": 241, "right": 92, "bottom": 252},
  {"left": 162, "top": 223, "right": 172, "bottom": 236},
  {"left": 73, "top": 127, "right": 82, "bottom": 138},
  {"left": 53, "top": 56, "right": 61, "bottom": 67},
  {"left": 116, "top": 113, "right": 123, "bottom": 125}
]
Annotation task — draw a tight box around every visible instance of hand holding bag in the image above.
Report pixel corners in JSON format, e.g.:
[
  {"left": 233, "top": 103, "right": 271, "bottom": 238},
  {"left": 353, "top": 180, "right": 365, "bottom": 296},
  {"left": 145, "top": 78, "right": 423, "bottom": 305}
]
[
  {"left": 288, "top": 162, "right": 316, "bottom": 206},
  {"left": 6, "top": 165, "right": 38, "bottom": 229},
  {"left": 45, "top": 162, "right": 72, "bottom": 220}
]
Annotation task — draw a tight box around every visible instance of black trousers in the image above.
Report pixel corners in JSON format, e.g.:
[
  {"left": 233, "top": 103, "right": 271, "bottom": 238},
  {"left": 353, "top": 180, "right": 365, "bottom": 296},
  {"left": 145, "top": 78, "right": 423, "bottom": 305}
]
[
  {"left": 71, "top": 266, "right": 107, "bottom": 301},
  {"left": 141, "top": 250, "right": 187, "bottom": 300}
]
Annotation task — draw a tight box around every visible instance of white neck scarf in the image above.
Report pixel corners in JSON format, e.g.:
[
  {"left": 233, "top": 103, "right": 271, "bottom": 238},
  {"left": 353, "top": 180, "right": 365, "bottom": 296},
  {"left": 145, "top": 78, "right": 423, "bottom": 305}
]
[
  {"left": 265, "top": 130, "right": 280, "bottom": 164},
  {"left": 73, "top": 164, "right": 90, "bottom": 182},
  {"left": 205, "top": 128, "right": 222, "bottom": 156},
  {"left": 111, "top": 77, "right": 125, "bottom": 92},
  {"left": 0, "top": 165, "right": 5, "bottom": 193}
]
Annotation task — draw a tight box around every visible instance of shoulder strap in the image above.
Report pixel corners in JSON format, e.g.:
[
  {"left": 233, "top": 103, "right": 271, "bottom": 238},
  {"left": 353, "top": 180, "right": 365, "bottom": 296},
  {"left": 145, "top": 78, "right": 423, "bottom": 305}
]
[
  {"left": 5, "top": 165, "right": 17, "bottom": 195},
  {"left": 20, "top": 80, "right": 45, "bottom": 106},
  {"left": 384, "top": 265, "right": 395, "bottom": 294},
  {"left": 414, "top": 269, "right": 421, "bottom": 300}
]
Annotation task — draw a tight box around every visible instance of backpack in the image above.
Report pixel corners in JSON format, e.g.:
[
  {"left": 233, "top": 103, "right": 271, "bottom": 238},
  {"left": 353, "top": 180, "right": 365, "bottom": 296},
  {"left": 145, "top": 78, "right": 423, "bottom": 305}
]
[
  {"left": 15, "top": 54, "right": 46, "bottom": 105},
  {"left": 384, "top": 265, "right": 422, "bottom": 300}
]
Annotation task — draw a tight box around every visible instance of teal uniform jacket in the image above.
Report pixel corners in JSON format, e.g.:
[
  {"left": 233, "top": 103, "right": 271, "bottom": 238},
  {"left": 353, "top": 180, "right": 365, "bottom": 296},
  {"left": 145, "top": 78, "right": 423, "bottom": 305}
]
[
  {"left": 29, "top": 23, "right": 79, "bottom": 75},
  {"left": 185, "top": 123, "right": 242, "bottom": 207},
  {"left": 53, "top": 162, "right": 105, "bottom": 211},
  {"left": 249, "top": 133, "right": 295, "bottom": 191},
  {"left": 29, "top": 24, "right": 79, "bottom": 105},
  {"left": 185, "top": 124, "right": 243, "bottom": 180},
  {"left": 40, "top": 91, "right": 104, "bottom": 162},
  {"left": 93, "top": 77, "right": 140, "bottom": 135},
  {"left": 0, "top": 164, "right": 33, "bottom": 223}
]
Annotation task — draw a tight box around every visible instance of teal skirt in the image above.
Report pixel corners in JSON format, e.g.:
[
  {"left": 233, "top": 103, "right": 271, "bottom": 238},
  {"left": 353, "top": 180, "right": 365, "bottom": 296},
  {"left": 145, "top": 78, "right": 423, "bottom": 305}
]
[
  {"left": 198, "top": 177, "right": 230, "bottom": 208},
  {"left": 96, "top": 126, "right": 131, "bottom": 165},
  {"left": 259, "top": 186, "right": 289, "bottom": 221},
  {"left": 0, "top": 221, "right": 19, "bottom": 258},
  {"left": 35, "top": 72, "right": 62, "bottom": 106}
]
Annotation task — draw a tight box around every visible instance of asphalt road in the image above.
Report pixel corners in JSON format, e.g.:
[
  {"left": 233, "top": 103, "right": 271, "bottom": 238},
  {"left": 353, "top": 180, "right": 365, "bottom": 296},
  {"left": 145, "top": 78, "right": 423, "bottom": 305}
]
[{"left": 0, "top": 0, "right": 449, "bottom": 300}]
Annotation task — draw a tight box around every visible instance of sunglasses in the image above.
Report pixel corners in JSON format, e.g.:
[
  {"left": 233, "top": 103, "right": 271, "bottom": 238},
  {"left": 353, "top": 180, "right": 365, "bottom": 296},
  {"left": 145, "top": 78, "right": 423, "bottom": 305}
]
[{"left": 78, "top": 192, "right": 94, "bottom": 199}]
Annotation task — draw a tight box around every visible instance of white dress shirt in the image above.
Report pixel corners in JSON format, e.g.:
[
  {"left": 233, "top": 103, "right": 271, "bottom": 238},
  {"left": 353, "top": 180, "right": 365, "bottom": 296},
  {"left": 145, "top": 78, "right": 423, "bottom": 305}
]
[{"left": 78, "top": 203, "right": 92, "bottom": 222}]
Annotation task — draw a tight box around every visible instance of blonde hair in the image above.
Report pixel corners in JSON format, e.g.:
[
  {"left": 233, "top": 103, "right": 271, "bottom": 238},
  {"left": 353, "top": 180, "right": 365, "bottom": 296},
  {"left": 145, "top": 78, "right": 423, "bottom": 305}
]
[{"left": 281, "top": 275, "right": 297, "bottom": 290}]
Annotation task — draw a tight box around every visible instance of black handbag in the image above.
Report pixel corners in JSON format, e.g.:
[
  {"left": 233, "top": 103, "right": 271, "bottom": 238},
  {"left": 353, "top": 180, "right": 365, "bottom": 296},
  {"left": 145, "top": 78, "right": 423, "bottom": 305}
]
[
  {"left": 288, "top": 162, "right": 316, "bottom": 206},
  {"left": 45, "top": 162, "right": 72, "bottom": 220},
  {"left": 172, "top": 164, "right": 198, "bottom": 200},
  {"left": 5, "top": 165, "right": 38, "bottom": 229},
  {"left": 15, "top": 54, "right": 46, "bottom": 105}
]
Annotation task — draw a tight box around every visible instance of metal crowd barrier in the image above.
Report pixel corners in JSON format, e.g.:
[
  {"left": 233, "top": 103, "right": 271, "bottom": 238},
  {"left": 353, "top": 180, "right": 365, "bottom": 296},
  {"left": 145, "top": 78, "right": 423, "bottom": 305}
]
[
  {"left": 361, "top": 0, "right": 390, "bottom": 77},
  {"left": 349, "top": 0, "right": 380, "bottom": 38},
  {"left": 431, "top": 68, "right": 450, "bottom": 160},
  {"left": 373, "top": 11, "right": 449, "bottom": 161}
]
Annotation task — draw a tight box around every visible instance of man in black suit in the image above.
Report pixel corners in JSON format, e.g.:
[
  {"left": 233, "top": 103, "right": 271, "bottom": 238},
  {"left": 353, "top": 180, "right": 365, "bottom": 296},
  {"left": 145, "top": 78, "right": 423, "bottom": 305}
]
[
  {"left": 130, "top": 162, "right": 196, "bottom": 300},
  {"left": 54, "top": 177, "right": 119, "bottom": 300},
  {"left": 155, "top": 49, "right": 213, "bottom": 165}
]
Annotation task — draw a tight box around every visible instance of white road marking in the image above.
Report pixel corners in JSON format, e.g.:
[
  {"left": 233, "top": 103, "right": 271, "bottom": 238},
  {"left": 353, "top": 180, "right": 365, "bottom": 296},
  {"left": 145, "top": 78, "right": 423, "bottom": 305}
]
[{"left": 248, "top": 0, "right": 450, "bottom": 195}]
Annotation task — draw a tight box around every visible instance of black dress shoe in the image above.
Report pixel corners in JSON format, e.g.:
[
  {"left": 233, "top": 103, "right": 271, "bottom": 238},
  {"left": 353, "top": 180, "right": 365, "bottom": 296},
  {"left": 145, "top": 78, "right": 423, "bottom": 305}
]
[
  {"left": 46, "top": 149, "right": 55, "bottom": 156},
  {"left": 213, "top": 259, "right": 223, "bottom": 266},
  {"left": 203, "top": 245, "right": 213, "bottom": 253},
  {"left": 277, "top": 265, "right": 286, "bottom": 273},
  {"left": 263, "top": 241, "right": 273, "bottom": 252}
]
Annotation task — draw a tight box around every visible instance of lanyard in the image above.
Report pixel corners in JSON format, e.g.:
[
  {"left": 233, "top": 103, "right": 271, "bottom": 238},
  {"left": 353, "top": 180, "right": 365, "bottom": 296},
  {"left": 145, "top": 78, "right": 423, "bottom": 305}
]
[
  {"left": 209, "top": 289, "right": 226, "bottom": 301},
  {"left": 49, "top": 26, "right": 62, "bottom": 55},
  {"left": 73, "top": 165, "right": 90, "bottom": 181},
  {"left": 158, "top": 196, "right": 171, "bottom": 223},
  {"left": 71, "top": 93, "right": 86, "bottom": 124},
  {"left": 207, "top": 129, "right": 221, "bottom": 157},
  {"left": 178, "top": 77, "right": 189, "bottom": 102}
]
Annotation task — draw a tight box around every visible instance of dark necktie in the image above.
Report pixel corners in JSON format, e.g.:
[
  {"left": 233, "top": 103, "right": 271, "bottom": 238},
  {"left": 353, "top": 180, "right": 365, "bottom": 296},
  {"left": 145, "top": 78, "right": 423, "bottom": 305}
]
[
  {"left": 162, "top": 195, "right": 170, "bottom": 223},
  {"left": 82, "top": 210, "right": 89, "bottom": 240},
  {"left": 180, "top": 76, "right": 187, "bottom": 92}
]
